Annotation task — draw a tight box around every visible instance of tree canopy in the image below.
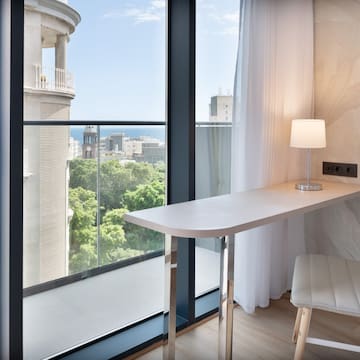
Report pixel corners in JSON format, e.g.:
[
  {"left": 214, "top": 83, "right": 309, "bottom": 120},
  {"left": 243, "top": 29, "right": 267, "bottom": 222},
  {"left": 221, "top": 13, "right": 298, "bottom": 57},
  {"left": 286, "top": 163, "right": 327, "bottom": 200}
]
[
  {"left": 68, "top": 160, "right": 165, "bottom": 274},
  {"left": 123, "top": 181, "right": 164, "bottom": 212}
]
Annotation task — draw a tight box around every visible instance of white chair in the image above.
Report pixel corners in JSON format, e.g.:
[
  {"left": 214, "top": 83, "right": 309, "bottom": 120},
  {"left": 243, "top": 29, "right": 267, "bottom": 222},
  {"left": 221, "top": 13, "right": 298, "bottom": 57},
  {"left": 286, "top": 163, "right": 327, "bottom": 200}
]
[{"left": 291, "top": 254, "right": 360, "bottom": 359}]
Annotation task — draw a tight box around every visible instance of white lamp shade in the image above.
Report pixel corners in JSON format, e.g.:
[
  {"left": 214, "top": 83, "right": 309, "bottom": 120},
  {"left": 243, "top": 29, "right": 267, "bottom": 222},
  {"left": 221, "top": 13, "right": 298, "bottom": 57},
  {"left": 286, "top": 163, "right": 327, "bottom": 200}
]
[{"left": 290, "top": 119, "right": 326, "bottom": 148}]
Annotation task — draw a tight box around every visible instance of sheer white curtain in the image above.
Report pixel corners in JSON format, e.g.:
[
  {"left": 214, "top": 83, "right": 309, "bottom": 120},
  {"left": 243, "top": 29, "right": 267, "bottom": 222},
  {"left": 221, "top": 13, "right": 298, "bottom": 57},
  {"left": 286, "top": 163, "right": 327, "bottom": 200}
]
[{"left": 231, "top": 0, "right": 314, "bottom": 313}]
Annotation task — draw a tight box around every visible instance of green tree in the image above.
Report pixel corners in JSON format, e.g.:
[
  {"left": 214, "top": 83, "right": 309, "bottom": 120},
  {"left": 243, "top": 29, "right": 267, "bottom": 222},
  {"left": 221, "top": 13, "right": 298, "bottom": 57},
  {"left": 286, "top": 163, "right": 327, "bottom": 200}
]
[
  {"left": 69, "top": 159, "right": 97, "bottom": 192},
  {"left": 69, "top": 187, "right": 97, "bottom": 245},
  {"left": 68, "top": 159, "right": 167, "bottom": 271},
  {"left": 99, "top": 208, "right": 136, "bottom": 265},
  {"left": 124, "top": 162, "right": 160, "bottom": 186},
  {"left": 123, "top": 181, "right": 165, "bottom": 211},
  {"left": 69, "top": 243, "right": 97, "bottom": 274},
  {"left": 99, "top": 160, "right": 132, "bottom": 211},
  {"left": 69, "top": 159, "right": 166, "bottom": 212},
  {"left": 124, "top": 225, "right": 164, "bottom": 253},
  {"left": 68, "top": 187, "right": 97, "bottom": 273},
  {"left": 152, "top": 161, "right": 166, "bottom": 182},
  {"left": 100, "top": 161, "right": 163, "bottom": 211},
  {"left": 101, "top": 208, "right": 128, "bottom": 227},
  {"left": 123, "top": 181, "right": 165, "bottom": 252}
]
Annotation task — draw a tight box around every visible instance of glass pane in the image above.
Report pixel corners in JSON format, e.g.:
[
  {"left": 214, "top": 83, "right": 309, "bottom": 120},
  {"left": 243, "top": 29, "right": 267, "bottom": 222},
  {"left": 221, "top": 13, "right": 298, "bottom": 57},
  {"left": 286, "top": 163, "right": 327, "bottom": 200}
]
[
  {"left": 68, "top": 124, "right": 166, "bottom": 271},
  {"left": 24, "top": 124, "right": 166, "bottom": 359},
  {"left": 99, "top": 126, "right": 165, "bottom": 264},
  {"left": 195, "top": 124, "right": 232, "bottom": 297},
  {"left": 23, "top": 125, "right": 76, "bottom": 287},
  {"left": 195, "top": 0, "right": 239, "bottom": 299},
  {"left": 23, "top": 0, "right": 166, "bottom": 358},
  {"left": 24, "top": 0, "right": 165, "bottom": 122}
]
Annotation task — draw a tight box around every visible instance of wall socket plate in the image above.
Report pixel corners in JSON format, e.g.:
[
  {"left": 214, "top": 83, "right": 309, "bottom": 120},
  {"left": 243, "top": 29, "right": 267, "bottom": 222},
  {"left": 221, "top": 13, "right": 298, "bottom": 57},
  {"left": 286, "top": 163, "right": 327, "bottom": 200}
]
[{"left": 322, "top": 162, "right": 358, "bottom": 178}]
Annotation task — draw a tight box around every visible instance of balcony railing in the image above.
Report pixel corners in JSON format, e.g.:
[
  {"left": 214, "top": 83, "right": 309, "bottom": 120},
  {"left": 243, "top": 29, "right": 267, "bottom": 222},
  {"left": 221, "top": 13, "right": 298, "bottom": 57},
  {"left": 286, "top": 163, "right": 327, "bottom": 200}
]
[{"left": 34, "top": 64, "right": 74, "bottom": 93}]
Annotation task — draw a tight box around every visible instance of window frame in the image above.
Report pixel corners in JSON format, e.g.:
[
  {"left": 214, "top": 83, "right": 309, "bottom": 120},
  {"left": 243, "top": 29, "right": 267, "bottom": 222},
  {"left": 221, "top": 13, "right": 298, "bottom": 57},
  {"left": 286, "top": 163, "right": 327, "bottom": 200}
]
[
  {"left": 8, "top": 0, "right": 219, "bottom": 357},
  {"left": 9, "top": 0, "right": 24, "bottom": 358}
]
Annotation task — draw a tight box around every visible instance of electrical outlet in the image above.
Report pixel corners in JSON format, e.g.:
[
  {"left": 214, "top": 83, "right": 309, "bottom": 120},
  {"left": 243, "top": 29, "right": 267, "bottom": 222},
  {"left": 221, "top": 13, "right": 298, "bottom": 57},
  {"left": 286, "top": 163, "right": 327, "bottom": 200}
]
[{"left": 322, "top": 162, "right": 358, "bottom": 178}]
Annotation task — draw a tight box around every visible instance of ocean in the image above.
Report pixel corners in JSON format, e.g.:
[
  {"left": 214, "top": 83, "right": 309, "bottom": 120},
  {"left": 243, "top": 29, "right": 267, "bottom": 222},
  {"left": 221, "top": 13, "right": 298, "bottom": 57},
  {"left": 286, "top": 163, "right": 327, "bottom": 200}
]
[{"left": 70, "top": 125, "right": 165, "bottom": 144}]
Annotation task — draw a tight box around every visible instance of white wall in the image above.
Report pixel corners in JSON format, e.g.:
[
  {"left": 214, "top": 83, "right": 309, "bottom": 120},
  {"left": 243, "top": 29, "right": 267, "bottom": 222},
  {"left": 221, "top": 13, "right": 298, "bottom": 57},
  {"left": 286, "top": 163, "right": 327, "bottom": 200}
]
[{"left": 306, "top": 0, "right": 360, "bottom": 259}]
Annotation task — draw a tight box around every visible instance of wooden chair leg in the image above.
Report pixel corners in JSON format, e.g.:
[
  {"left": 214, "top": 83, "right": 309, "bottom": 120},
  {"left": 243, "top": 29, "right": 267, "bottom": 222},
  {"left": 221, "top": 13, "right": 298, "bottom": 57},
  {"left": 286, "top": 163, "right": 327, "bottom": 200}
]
[
  {"left": 292, "top": 307, "right": 303, "bottom": 343},
  {"left": 294, "top": 307, "right": 312, "bottom": 360}
]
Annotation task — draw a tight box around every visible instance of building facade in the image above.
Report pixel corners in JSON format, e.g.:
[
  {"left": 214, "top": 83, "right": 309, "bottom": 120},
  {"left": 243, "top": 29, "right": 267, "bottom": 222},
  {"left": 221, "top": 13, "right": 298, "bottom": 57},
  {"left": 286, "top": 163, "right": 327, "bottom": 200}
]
[
  {"left": 105, "top": 133, "right": 125, "bottom": 152},
  {"left": 82, "top": 125, "right": 97, "bottom": 159},
  {"left": 209, "top": 95, "right": 233, "bottom": 122},
  {"left": 23, "top": 0, "right": 80, "bottom": 287},
  {"left": 142, "top": 142, "right": 165, "bottom": 164}
]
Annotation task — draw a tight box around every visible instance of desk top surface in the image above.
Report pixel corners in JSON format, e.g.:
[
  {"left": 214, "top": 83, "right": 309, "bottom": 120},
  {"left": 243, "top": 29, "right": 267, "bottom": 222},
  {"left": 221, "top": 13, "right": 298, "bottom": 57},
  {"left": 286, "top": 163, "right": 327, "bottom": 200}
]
[{"left": 124, "top": 181, "right": 360, "bottom": 238}]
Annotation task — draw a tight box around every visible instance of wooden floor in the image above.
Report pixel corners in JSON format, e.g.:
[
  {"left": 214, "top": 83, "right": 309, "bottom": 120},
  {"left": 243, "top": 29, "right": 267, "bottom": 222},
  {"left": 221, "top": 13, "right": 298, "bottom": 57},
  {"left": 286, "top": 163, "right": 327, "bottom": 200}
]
[{"left": 133, "top": 296, "right": 360, "bottom": 360}]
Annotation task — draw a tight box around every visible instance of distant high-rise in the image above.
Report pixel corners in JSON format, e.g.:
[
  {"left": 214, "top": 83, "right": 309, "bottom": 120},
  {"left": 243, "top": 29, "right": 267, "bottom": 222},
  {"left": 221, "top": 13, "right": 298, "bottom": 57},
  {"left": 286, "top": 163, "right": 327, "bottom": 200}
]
[
  {"left": 209, "top": 95, "right": 233, "bottom": 122},
  {"left": 82, "top": 126, "right": 98, "bottom": 159},
  {"left": 23, "top": 0, "right": 80, "bottom": 287},
  {"left": 69, "top": 137, "right": 82, "bottom": 159},
  {"left": 105, "top": 133, "right": 125, "bottom": 152},
  {"left": 142, "top": 142, "right": 165, "bottom": 164},
  {"left": 123, "top": 138, "right": 144, "bottom": 158}
]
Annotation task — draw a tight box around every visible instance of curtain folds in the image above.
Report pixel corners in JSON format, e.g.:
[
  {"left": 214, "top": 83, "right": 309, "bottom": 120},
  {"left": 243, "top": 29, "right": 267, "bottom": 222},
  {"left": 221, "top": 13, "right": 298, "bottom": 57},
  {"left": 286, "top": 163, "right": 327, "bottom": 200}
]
[{"left": 231, "top": 0, "right": 314, "bottom": 313}]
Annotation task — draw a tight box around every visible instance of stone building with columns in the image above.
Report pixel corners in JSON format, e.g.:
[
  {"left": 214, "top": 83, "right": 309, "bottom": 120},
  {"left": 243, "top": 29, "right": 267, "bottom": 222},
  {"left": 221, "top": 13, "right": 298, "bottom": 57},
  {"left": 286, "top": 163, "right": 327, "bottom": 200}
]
[{"left": 23, "top": 0, "right": 80, "bottom": 287}]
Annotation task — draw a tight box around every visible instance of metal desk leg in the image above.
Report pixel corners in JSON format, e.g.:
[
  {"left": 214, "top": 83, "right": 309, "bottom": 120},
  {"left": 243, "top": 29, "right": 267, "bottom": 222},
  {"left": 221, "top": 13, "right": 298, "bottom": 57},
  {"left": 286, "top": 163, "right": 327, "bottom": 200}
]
[
  {"left": 219, "top": 237, "right": 226, "bottom": 320},
  {"left": 218, "top": 234, "right": 235, "bottom": 360},
  {"left": 163, "top": 235, "right": 177, "bottom": 360}
]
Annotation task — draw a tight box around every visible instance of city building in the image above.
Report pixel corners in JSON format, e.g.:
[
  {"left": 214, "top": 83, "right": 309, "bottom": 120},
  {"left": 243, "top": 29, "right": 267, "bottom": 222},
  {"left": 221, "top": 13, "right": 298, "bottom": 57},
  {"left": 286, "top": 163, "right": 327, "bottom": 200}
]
[
  {"left": 82, "top": 125, "right": 97, "bottom": 159},
  {"left": 99, "top": 133, "right": 165, "bottom": 163},
  {"left": 123, "top": 138, "right": 144, "bottom": 158},
  {"left": 69, "top": 136, "right": 82, "bottom": 159},
  {"left": 141, "top": 142, "right": 165, "bottom": 164},
  {"left": 105, "top": 133, "right": 125, "bottom": 152},
  {"left": 23, "top": 0, "right": 80, "bottom": 287},
  {"left": 124, "top": 136, "right": 162, "bottom": 160},
  {"left": 209, "top": 94, "right": 233, "bottom": 122}
]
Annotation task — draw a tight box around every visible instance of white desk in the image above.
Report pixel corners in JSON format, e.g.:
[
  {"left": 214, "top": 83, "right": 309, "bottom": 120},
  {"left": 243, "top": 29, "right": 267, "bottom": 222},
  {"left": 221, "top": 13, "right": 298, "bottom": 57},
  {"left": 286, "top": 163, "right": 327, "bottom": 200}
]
[{"left": 124, "top": 181, "right": 360, "bottom": 359}]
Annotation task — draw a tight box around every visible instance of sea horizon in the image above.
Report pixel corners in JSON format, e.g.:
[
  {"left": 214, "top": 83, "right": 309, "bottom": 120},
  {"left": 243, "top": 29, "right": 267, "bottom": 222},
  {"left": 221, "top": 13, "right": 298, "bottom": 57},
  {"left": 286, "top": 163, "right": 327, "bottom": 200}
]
[{"left": 70, "top": 125, "right": 165, "bottom": 144}]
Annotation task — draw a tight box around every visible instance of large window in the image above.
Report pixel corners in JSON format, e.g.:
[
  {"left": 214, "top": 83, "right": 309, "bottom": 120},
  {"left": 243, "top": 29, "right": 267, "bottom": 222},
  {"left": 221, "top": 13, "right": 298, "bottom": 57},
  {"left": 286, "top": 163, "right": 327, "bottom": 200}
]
[
  {"left": 23, "top": 0, "right": 166, "bottom": 358},
  {"left": 23, "top": 125, "right": 165, "bottom": 286},
  {"left": 195, "top": 0, "right": 239, "bottom": 300},
  {"left": 17, "top": 0, "right": 239, "bottom": 357}
]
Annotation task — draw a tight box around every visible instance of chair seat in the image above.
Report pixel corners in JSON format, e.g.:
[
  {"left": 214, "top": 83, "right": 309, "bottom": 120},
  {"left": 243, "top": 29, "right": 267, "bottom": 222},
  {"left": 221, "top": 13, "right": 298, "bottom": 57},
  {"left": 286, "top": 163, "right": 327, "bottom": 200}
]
[{"left": 291, "top": 254, "right": 360, "bottom": 317}]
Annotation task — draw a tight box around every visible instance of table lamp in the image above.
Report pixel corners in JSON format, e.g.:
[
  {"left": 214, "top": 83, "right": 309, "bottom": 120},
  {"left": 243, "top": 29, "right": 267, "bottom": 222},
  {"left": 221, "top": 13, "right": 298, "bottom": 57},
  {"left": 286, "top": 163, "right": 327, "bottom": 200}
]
[{"left": 290, "top": 119, "right": 326, "bottom": 191}]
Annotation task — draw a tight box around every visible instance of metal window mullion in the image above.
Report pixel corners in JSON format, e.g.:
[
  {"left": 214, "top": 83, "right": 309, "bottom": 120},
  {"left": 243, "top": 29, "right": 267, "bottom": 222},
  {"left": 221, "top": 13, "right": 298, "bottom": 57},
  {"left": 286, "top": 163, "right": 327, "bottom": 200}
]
[
  {"left": 9, "top": 0, "right": 24, "bottom": 358},
  {"left": 167, "top": 0, "right": 196, "bottom": 326},
  {"left": 96, "top": 125, "right": 101, "bottom": 266}
]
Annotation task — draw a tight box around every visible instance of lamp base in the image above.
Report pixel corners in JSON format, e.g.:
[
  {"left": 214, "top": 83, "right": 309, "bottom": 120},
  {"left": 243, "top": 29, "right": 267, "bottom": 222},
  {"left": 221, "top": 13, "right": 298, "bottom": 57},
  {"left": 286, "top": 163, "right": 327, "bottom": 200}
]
[{"left": 295, "top": 182, "right": 322, "bottom": 191}]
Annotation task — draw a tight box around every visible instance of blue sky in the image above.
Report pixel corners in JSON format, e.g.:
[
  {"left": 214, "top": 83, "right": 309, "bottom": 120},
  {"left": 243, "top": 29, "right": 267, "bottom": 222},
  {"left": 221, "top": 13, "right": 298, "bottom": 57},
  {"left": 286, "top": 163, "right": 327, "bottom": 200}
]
[{"left": 63, "top": 0, "right": 239, "bottom": 121}]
